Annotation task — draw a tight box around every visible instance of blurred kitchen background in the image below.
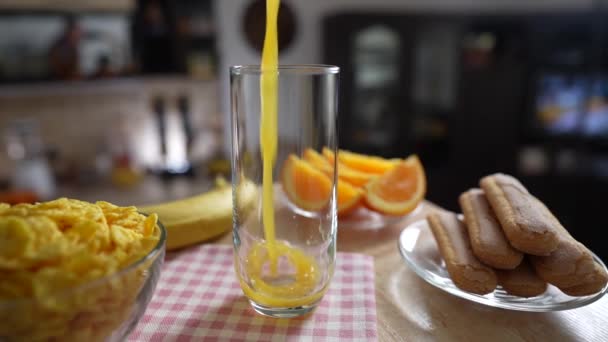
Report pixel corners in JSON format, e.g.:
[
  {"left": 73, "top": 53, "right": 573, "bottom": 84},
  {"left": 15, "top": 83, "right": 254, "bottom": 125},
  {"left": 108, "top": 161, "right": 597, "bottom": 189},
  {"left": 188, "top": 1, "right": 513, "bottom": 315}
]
[{"left": 1, "top": 0, "right": 607, "bottom": 257}]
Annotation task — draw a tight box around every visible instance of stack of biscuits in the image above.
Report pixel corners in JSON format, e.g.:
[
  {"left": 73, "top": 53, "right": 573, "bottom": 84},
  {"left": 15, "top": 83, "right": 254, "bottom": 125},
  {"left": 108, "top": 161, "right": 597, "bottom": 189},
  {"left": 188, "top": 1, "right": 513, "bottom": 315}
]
[{"left": 427, "top": 173, "right": 608, "bottom": 297}]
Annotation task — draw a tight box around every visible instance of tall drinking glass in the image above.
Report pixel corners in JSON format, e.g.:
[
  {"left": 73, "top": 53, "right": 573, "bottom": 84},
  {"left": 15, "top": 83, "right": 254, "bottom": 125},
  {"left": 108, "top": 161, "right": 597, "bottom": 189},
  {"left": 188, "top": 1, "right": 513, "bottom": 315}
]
[{"left": 231, "top": 65, "right": 339, "bottom": 318}]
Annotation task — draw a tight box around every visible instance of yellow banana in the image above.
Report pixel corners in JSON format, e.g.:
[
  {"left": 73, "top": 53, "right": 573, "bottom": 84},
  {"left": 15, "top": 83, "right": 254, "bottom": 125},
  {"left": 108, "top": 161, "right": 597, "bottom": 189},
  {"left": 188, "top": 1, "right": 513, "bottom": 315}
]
[{"left": 138, "top": 179, "right": 256, "bottom": 251}]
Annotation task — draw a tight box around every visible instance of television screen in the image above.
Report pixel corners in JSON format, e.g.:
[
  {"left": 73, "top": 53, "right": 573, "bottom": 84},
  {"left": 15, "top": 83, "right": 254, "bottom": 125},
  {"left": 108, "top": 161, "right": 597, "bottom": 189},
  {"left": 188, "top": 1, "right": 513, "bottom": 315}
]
[
  {"left": 536, "top": 73, "right": 608, "bottom": 139},
  {"left": 535, "top": 74, "right": 588, "bottom": 136},
  {"left": 582, "top": 78, "right": 608, "bottom": 138}
]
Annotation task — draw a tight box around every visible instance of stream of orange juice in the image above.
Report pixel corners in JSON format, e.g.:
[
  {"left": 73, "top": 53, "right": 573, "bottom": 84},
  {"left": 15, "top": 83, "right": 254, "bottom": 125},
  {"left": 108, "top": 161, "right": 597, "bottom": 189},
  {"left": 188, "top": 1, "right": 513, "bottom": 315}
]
[{"left": 237, "top": 0, "right": 325, "bottom": 308}]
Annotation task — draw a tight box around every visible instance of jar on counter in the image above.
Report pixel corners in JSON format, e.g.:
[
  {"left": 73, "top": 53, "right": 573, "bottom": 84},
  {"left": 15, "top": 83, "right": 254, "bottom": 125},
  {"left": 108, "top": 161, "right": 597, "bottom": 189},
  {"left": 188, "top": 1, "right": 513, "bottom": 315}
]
[{"left": 4, "top": 119, "right": 56, "bottom": 200}]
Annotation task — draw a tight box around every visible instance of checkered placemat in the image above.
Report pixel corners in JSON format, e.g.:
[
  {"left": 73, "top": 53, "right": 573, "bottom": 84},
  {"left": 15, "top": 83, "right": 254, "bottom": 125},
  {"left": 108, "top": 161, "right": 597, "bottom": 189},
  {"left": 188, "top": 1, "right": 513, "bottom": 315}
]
[{"left": 129, "top": 245, "right": 378, "bottom": 342}]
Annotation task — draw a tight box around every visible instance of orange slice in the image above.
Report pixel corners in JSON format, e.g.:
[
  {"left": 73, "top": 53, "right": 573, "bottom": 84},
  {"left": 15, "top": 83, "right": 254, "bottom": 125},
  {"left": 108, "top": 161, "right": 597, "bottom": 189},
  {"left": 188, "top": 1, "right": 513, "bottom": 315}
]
[
  {"left": 281, "top": 155, "right": 332, "bottom": 211},
  {"left": 323, "top": 147, "right": 397, "bottom": 175},
  {"left": 319, "top": 148, "right": 376, "bottom": 187},
  {"left": 363, "top": 155, "right": 426, "bottom": 216},
  {"left": 336, "top": 179, "right": 364, "bottom": 217},
  {"left": 302, "top": 149, "right": 364, "bottom": 215},
  {"left": 303, "top": 148, "right": 334, "bottom": 175},
  {"left": 337, "top": 167, "right": 376, "bottom": 188},
  {"left": 321, "top": 147, "right": 337, "bottom": 165}
]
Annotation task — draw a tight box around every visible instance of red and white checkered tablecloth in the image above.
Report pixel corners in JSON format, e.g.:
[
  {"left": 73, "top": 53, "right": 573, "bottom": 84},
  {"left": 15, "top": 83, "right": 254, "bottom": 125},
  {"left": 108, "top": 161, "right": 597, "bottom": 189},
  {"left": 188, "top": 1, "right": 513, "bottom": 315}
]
[{"left": 129, "top": 245, "right": 378, "bottom": 342}]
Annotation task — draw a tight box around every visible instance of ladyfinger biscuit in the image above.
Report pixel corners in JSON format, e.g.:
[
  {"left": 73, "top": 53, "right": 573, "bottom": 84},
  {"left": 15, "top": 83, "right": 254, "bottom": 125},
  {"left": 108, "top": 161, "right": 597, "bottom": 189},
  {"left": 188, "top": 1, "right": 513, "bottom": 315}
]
[
  {"left": 480, "top": 173, "right": 559, "bottom": 255},
  {"left": 497, "top": 258, "right": 547, "bottom": 297},
  {"left": 529, "top": 218, "right": 605, "bottom": 290},
  {"left": 427, "top": 212, "right": 497, "bottom": 295},
  {"left": 530, "top": 237, "right": 595, "bottom": 289},
  {"left": 560, "top": 262, "right": 608, "bottom": 297},
  {"left": 459, "top": 188, "right": 523, "bottom": 269}
]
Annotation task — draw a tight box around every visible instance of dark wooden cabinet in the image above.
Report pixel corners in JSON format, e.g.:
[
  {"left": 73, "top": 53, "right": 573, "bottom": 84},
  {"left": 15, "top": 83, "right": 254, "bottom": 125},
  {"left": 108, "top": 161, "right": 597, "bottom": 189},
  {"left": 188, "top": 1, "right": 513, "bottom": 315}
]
[{"left": 323, "top": 11, "right": 608, "bottom": 258}]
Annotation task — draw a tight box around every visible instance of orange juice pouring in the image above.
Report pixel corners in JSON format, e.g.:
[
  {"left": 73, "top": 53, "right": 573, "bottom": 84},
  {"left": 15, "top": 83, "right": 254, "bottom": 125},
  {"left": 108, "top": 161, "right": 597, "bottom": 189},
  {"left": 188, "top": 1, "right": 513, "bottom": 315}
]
[{"left": 230, "top": 0, "right": 340, "bottom": 317}]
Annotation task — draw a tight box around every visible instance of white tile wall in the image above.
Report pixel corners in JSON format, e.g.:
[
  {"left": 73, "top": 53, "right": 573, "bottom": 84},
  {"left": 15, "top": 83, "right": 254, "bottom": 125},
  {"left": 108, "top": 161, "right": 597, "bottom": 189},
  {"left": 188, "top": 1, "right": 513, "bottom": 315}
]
[{"left": 0, "top": 77, "right": 220, "bottom": 178}]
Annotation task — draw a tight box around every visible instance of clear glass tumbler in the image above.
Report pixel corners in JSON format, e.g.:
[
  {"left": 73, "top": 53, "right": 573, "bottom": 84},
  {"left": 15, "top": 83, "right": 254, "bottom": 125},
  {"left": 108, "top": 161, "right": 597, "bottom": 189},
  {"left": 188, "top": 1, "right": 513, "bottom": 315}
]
[{"left": 231, "top": 65, "right": 339, "bottom": 318}]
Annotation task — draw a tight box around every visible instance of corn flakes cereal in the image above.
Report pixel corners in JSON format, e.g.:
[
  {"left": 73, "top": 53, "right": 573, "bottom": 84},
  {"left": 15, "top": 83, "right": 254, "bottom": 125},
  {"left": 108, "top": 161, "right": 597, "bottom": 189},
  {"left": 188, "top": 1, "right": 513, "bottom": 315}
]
[{"left": 0, "top": 198, "right": 163, "bottom": 342}]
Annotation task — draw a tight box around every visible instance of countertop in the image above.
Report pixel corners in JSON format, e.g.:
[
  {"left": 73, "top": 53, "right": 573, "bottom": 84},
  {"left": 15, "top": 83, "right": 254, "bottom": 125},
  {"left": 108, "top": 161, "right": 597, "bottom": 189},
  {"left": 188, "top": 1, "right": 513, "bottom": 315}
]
[
  {"left": 56, "top": 175, "right": 215, "bottom": 207},
  {"left": 209, "top": 201, "right": 608, "bottom": 341}
]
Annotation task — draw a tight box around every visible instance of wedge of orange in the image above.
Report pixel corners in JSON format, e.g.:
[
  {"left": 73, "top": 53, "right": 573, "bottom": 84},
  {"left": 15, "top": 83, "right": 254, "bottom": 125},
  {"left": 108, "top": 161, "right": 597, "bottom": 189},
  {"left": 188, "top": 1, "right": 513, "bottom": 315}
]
[
  {"left": 323, "top": 147, "right": 398, "bottom": 175},
  {"left": 363, "top": 155, "right": 426, "bottom": 216},
  {"left": 321, "top": 147, "right": 337, "bottom": 164},
  {"left": 335, "top": 179, "right": 364, "bottom": 217},
  {"left": 283, "top": 152, "right": 364, "bottom": 215},
  {"left": 303, "top": 148, "right": 334, "bottom": 175},
  {"left": 319, "top": 148, "right": 376, "bottom": 187},
  {"left": 337, "top": 167, "right": 376, "bottom": 188},
  {"left": 281, "top": 154, "right": 332, "bottom": 211}
]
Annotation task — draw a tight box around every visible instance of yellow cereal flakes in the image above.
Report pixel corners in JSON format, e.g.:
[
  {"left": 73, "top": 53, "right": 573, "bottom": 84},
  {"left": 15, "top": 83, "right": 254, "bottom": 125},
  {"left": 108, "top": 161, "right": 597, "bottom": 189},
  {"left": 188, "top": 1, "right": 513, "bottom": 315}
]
[
  {"left": 0, "top": 198, "right": 162, "bottom": 342},
  {"left": 0, "top": 198, "right": 159, "bottom": 300}
]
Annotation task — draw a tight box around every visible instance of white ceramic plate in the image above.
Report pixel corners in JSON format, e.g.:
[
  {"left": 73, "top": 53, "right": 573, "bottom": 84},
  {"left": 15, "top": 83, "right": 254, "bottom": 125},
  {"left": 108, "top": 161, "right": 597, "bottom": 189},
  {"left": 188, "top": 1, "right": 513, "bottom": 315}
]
[
  {"left": 398, "top": 219, "right": 608, "bottom": 312},
  {"left": 339, "top": 203, "right": 424, "bottom": 230}
]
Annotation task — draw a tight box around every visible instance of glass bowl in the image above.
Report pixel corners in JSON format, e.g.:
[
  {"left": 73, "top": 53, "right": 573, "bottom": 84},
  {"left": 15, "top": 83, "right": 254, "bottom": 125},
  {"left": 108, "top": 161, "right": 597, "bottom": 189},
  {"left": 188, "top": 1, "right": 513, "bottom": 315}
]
[
  {"left": 0, "top": 220, "right": 166, "bottom": 341},
  {"left": 398, "top": 218, "right": 608, "bottom": 312}
]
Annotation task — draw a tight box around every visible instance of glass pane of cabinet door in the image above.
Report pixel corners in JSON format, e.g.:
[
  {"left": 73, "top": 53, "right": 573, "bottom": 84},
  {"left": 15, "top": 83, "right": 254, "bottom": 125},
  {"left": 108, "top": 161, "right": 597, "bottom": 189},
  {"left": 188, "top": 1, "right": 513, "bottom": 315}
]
[{"left": 350, "top": 25, "right": 402, "bottom": 153}]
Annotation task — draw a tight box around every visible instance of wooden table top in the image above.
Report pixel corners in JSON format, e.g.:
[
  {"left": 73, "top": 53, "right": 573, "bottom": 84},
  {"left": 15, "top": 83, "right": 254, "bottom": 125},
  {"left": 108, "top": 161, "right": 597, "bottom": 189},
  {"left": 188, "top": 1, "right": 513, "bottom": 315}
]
[{"left": 213, "top": 201, "right": 608, "bottom": 341}]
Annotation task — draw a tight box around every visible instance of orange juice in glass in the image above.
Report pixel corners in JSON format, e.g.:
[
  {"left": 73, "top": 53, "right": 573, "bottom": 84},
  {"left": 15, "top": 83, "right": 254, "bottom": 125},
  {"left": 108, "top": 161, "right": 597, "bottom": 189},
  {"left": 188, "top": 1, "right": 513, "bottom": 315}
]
[{"left": 230, "top": 64, "right": 339, "bottom": 317}]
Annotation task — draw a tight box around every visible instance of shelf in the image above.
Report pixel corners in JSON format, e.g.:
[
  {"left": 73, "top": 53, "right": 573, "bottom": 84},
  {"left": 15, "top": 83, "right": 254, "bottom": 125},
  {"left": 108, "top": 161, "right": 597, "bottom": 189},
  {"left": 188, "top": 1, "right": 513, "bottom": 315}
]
[
  {"left": 0, "top": 0, "right": 134, "bottom": 12},
  {"left": 0, "top": 76, "right": 218, "bottom": 99}
]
